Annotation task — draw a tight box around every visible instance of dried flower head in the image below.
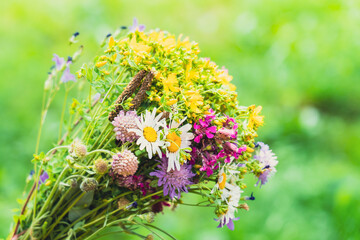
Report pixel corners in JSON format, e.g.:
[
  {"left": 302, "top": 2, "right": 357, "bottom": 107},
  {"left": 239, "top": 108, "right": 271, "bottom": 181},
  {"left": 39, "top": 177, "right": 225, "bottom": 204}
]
[{"left": 112, "top": 150, "right": 138, "bottom": 176}]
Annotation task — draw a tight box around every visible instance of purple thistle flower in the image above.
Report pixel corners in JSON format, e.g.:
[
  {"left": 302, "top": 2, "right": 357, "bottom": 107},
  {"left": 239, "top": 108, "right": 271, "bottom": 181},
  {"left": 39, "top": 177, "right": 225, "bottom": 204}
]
[
  {"left": 129, "top": 18, "right": 145, "bottom": 32},
  {"left": 254, "top": 142, "right": 278, "bottom": 187},
  {"left": 52, "top": 54, "right": 65, "bottom": 70},
  {"left": 150, "top": 155, "right": 195, "bottom": 199}
]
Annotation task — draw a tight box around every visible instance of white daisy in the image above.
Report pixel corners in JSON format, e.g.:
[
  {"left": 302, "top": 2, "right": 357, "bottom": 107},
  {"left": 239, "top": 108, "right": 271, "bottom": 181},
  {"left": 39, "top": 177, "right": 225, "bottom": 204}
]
[
  {"left": 163, "top": 114, "right": 194, "bottom": 172},
  {"left": 129, "top": 108, "right": 165, "bottom": 159},
  {"left": 211, "top": 166, "right": 242, "bottom": 204},
  {"left": 215, "top": 182, "right": 242, "bottom": 230},
  {"left": 211, "top": 168, "right": 227, "bottom": 194},
  {"left": 211, "top": 163, "right": 239, "bottom": 191}
]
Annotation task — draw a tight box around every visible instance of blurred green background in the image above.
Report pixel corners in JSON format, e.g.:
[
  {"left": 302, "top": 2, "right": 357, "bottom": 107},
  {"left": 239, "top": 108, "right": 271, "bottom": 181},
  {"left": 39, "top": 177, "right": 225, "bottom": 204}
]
[{"left": 1, "top": 0, "right": 360, "bottom": 239}]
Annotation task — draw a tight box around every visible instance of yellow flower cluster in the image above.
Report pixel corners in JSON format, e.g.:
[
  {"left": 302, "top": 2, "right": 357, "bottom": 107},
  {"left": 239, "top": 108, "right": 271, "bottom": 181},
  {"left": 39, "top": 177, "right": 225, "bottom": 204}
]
[{"left": 95, "top": 30, "right": 252, "bottom": 125}]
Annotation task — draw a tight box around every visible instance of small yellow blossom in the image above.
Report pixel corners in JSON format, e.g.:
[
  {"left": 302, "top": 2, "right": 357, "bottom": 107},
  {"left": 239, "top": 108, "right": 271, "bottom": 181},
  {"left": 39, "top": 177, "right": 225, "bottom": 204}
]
[
  {"left": 95, "top": 61, "right": 107, "bottom": 68},
  {"left": 163, "top": 37, "right": 176, "bottom": 51},
  {"left": 177, "top": 34, "right": 192, "bottom": 51},
  {"left": 216, "top": 68, "right": 236, "bottom": 91},
  {"left": 246, "top": 147, "right": 254, "bottom": 153},
  {"left": 248, "top": 105, "right": 264, "bottom": 129},
  {"left": 108, "top": 36, "right": 115, "bottom": 48},
  {"left": 166, "top": 99, "right": 178, "bottom": 106},
  {"left": 163, "top": 73, "right": 180, "bottom": 93},
  {"left": 111, "top": 53, "right": 117, "bottom": 62},
  {"left": 129, "top": 36, "right": 151, "bottom": 54},
  {"left": 149, "top": 31, "right": 164, "bottom": 43},
  {"left": 184, "top": 90, "right": 204, "bottom": 113}
]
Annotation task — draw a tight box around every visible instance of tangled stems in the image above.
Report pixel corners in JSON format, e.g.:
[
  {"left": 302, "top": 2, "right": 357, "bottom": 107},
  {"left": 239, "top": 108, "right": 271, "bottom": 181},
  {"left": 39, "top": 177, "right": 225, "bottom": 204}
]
[
  {"left": 54, "top": 191, "right": 134, "bottom": 239},
  {"left": 41, "top": 192, "right": 87, "bottom": 240},
  {"left": 83, "top": 68, "right": 127, "bottom": 145},
  {"left": 54, "top": 190, "right": 166, "bottom": 240}
]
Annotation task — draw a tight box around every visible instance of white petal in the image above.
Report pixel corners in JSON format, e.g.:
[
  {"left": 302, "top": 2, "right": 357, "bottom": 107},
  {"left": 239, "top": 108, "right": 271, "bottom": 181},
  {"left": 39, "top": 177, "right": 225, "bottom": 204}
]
[
  {"left": 179, "top": 124, "right": 192, "bottom": 133},
  {"left": 175, "top": 158, "right": 180, "bottom": 170},
  {"left": 146, "top": 144, "right": 153, "bottom": 159},
  {"left": 130, "top": 129, "right": 143, "bottom": 137},
  {"left": 154, "top": 112, "right": 163, "bottom": 123},
  {"left": 177, "top": 117, "right": 187, "bottom": 127},
  {"left": 134, "top": 118, "right": 142, "bottom": 129}
]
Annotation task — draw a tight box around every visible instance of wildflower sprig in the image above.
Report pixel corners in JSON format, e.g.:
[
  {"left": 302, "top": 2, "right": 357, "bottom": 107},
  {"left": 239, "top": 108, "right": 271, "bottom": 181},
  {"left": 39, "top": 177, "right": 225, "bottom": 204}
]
[{"left": 9, "top": 19, "right": 277, "bottom": 240}]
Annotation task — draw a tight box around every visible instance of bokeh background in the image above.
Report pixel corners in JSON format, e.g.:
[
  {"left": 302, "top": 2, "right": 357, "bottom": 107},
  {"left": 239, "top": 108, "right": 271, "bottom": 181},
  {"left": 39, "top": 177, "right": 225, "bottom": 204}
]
[{"left": 1, "top": 0, "right": 360, "bottom": 239}]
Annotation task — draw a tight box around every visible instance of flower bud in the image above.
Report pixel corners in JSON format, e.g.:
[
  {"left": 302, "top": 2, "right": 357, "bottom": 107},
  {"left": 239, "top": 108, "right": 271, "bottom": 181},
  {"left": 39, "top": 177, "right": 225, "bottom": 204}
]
[
  {"left": 69, "top": 139, "right": 87, "bottom": 159},
  {"left": 239, "top": 203, "right": 249, "bottom": 211},
  {"left": 69, "top": 179, "right": 78, "bottom": 188},
  {"left": 94, "top": 159, "right": 108, "bottom": 174},
  {"left": 80, "top": 178, "right": 98, "bottom": 192}
]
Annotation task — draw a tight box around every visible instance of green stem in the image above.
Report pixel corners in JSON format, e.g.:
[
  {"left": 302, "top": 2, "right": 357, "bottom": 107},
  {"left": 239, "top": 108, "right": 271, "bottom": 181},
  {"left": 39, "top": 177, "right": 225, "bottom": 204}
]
[
  {"left": 82, "top": 190, "right": 163, "bottom": 230},
  {"left": 37, "top": 166, "right": 70, "bottom": 217},
  {"left": 59, "top": 85, "right": 69, "bottom": 141},
  {"left": 42, "top": 191, "right": 86, "bottom": 240},
  {"left": 35, "top": 90, "right": 47, "bottom": 155},
  {"left": 132, "top": 220, "right": 166, "bottom": 240},
  {"left": 55, "top": 191, "right": 133, "bottom": 239},
  {"left": 143, "top": 223, "right": 177, "bottom": 240},
  {"left": 90, "top": 230, "right": 145, "bottom": 239},
  {"left": 82, "top": 218, "right": 128, "bottom": 240},
  {"left": 45, "top": 145, "right": 69, "bottom": 156},
  {"left": 49, "top": 187, "right": 72, "bottom": 216},
  {"left": 87, "top": 149, "right": 114, "bottom": 156},
  {"left": 90, "top": 123, "right": 111, "bottom": 151}
]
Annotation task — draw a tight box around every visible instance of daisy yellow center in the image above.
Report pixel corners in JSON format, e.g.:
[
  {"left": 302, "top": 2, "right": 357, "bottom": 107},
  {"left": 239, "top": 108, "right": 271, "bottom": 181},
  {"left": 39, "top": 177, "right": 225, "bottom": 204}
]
[
  {"left": 143, "top": 127, "right": 157, "bottom": 142},
  {"left": 218, "top": 173, "right": 227, "bottom": 190},
  {"left": 166, "top": 132, "right": 181, "bottom": 153}
]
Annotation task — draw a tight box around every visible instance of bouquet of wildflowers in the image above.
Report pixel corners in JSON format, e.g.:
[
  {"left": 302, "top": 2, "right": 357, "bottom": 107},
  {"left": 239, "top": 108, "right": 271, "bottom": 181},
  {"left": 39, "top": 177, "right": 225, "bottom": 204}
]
[{"left": 9, "top": 19, "right": 278, "bottom": 240}]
